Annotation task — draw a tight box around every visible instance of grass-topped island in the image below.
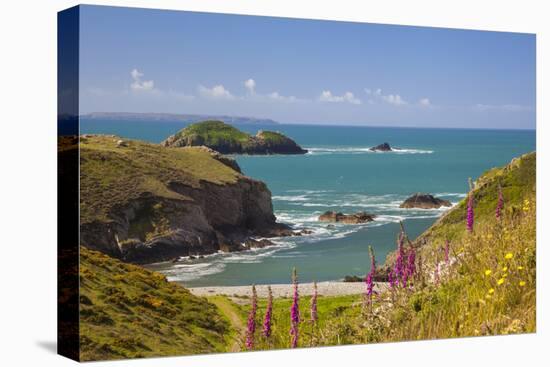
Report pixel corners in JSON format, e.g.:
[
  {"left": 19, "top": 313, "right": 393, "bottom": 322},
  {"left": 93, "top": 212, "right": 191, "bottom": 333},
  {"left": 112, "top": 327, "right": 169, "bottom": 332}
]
[{"left": 161, "top": 120, "right": 308, "bottom": 154}]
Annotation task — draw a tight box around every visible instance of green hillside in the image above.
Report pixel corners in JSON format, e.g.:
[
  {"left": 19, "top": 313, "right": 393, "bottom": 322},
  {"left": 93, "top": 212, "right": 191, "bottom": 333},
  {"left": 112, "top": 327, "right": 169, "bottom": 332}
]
[
  {"left": 416, "top": 152, "right": 536, "bottom": 254},
  {"left": 223, "top": 152, "right": 536, "bottom": 349},
  {"left": 79, "top": 247, "right": 230, "bottom": 361}
]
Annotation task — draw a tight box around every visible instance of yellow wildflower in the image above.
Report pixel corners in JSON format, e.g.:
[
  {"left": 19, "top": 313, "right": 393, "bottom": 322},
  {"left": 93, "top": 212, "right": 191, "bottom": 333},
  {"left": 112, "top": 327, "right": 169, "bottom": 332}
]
[
  {"left": 502, "top": 266, "right": 508, "bottom": 272},
  {"left": 519, "top": 281, "right": 526, "bottom": 287},
  {"left": 505, "top": 253, "right": 513, "bottom": 260},
  {"left": 485, "top": 294, "right": 492, "bottom": 299},
  {"left": 484, "top": 269, "right": 492, "bottom": 276},
  {"left": 497, "top": 278, "right": 505, "bottom": 285},
  {"left": 517, "top": 266, "right": 524, "bottom": 270},
  {"left": 487, "top": 233, "right": 493, "bottom": 240},
  {"left": 488, "top": 288, "right": 495, "bottom": 294}
]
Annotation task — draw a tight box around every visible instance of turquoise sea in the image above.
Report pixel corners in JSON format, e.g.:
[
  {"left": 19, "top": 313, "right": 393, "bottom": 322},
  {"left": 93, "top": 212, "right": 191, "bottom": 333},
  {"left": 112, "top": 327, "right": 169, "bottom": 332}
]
[{"left": 81, "top": 118, "right": 536, "bottom": 286}]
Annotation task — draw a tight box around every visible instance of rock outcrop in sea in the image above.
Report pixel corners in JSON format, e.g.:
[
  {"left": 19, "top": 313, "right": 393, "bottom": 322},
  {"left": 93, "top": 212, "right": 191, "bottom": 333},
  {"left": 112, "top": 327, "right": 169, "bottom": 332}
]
[
  {"left": 162, "top": 120, "right": 308, "bottom": 155},
  {"left": 399, "top": 193, "right": 452, "bottom": 209},
  {"left": 318, "top": 211, "right": 375, "bottom": 224},
  {"left": 75, "top": 135, "right": 296, "bottom": 264},
  {"left": 369, "top": 142, "right": 393, "bottom": 152}
]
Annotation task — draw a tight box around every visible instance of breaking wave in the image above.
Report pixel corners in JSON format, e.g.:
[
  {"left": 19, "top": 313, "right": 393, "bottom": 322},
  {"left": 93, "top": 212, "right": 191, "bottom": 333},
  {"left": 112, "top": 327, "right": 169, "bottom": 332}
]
[{"left": 306, "top": 146, "right": 434, "bottom": 155}]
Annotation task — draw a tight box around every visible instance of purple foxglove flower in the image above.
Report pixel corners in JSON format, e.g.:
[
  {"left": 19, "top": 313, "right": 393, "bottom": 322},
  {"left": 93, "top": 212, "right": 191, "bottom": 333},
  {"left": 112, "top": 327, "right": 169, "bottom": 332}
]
[
  {"left": 245, "top": 285, "right": 258, "bottom": 350},
  {"left": 388, "top": 269, "right": 395, "bottom": 289},
  {"left": 466, "top": 192, "right": 474, "bottom": 232},
  {"left": 365, "top": 246, "right": 378, "bottom": 302},
  {"left": 394, "top": 232, "right": 405, "bottom": 286},
  {"left": 496, "top": 186, "right": 504, "bottom": 220},
  {"left": 310, "top": 281, "right": 318, "bottom": 323},
  {"left": 290, "top": 268, "right": 300, "bottom": 348},
  {"left": 434, "top": 263, "right": 440, "bottom": 287},
  {"left": 263, "top": 286, "right": 273, "bottom": 338},
  {"left": 405, "top": 246, "right": 416, "bottom": 287}
]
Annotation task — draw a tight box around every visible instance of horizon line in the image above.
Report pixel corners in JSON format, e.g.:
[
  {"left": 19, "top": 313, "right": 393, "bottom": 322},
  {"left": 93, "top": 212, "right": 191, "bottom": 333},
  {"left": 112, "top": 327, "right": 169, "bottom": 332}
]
[{"left": 78, "top": 111, "right": 536, "bottom": 131}]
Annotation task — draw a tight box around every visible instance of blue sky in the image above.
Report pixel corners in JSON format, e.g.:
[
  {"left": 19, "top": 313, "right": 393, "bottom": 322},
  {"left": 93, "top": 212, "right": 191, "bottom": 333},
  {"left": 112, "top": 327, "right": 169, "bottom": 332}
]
[{"left": 79, "top": 5, "right": 536, "bottom": 129}]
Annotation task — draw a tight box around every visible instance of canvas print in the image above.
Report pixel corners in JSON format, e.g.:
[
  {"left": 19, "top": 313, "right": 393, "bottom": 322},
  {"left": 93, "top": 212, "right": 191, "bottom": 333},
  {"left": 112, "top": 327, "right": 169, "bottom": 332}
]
[{"left": 58, "top": 5, "right": 536, "bottom": 362}]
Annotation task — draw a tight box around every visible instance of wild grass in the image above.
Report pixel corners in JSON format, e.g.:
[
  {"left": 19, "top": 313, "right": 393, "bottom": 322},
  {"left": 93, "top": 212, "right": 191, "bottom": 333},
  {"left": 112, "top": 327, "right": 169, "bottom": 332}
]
[{"left": 79, "top": 247, "right": 230, "bottom": 361}]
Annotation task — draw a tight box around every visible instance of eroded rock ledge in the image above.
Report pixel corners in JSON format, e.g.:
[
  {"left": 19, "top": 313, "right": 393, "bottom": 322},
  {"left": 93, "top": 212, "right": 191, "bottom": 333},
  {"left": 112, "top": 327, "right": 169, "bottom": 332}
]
[{"left": 318, "top": 211, "right": 375, "bottom": 224}]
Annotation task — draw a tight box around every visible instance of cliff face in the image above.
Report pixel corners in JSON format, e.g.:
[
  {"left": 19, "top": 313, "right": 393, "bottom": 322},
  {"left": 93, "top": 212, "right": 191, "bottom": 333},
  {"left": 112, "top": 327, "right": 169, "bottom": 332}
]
[
  {"left": 75, "top": 135, "right": 292, "bottom": 264},
  {"left": 161, "top": 120, "right": 308, "bottom": 155}
]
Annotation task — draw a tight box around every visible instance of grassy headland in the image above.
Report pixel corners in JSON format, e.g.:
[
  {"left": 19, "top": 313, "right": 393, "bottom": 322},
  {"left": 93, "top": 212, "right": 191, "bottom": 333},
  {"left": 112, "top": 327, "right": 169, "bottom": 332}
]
[
  {"left": 78, "top": 134, "right": 287, "bottom": 264},
  {"left": 79, "top": 134, "right": 240, "bottom": 224}
]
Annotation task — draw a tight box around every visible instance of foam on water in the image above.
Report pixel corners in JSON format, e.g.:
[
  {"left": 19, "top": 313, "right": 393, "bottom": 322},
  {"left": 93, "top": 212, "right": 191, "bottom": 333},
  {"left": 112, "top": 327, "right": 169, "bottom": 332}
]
[{"left": 306, "top": 146, "right": 434, "bottom": 155}]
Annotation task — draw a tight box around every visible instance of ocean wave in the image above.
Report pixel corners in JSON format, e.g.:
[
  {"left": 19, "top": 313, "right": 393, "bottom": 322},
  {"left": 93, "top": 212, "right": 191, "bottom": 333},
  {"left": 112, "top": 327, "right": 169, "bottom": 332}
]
[
  {"left": 272, "top": 194, "right": 309, "bottom": 202},
  {"left": 166, "top": 262, "right": 226, "bottom": 282},
  {"left": 305, "top": 146, "right": 433, "bottom": 155},
  {"left": 435, "top": 192, "right": 467, "bottom": 198}
]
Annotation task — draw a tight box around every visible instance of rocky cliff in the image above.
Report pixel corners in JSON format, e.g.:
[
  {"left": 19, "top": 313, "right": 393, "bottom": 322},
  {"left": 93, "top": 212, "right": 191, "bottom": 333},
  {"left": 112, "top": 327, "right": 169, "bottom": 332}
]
[
  {"left": 161, "top": 120, "right": 307, "bottom": 154},
  {"left": 75, "top": 135, "right": 293, "bottom": 264}
]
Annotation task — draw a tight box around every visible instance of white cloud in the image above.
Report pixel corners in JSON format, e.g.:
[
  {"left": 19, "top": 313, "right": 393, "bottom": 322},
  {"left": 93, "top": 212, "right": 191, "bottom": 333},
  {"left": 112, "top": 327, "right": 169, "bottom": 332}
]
[
  {"left": 365, "top": 88, "right": 408, "bottom": 106},
  {"left": 198, "top": 84, "right": 235, "bottom": 100},
  {"left": 364, "top": 88, "right": 382, "bottom": 96},
  {"left": 130, "top": 68, "right": 154, "bottom": 91},
  {"left": 319, "top": 90, "right": 361, "bottom": 105},
  {"left": 381, "top": 94, "right": 407, "bottom": 106},
  {"left": 419, "top": 98, "right": 431, "bottom": 107},
  {"left": 244, "top": 78, "right": 256, "bottom": 94},
  {"left": 268, "top": 91, "right": 299, "bottom": 103}
]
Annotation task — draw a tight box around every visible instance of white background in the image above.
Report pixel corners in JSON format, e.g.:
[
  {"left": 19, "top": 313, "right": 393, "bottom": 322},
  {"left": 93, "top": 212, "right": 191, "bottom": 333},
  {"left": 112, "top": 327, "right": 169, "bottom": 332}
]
[{"left": 0, "top": 0, "right": 547, "bottom": 366}]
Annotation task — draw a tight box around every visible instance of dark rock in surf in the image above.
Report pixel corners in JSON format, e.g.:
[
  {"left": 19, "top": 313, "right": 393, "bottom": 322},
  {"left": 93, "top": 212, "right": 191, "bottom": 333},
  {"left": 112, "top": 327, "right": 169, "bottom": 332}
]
[
  {"left": 369, "top": 142, "right": 392, "bottom": 152},
  {"left": 399, "top": 193, "right": 452, "bottom": 209},
  {"left": 318, "top": 211, "right": 375, "bottom": 224}
]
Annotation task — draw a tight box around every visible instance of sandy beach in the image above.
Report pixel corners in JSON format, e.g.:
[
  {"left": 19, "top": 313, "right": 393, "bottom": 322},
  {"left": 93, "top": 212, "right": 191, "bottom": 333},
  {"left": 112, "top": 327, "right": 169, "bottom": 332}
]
[{"left": 189, "top": 281, "right": 387, "bottom": 298}]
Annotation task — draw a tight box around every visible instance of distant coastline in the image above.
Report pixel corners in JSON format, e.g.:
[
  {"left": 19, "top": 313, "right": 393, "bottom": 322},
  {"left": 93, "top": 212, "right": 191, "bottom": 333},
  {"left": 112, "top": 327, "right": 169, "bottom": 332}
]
[
  {"left": 79, "top": 112, "right": 536, "bottom": 131},
  {"left": 81, "top": 112, "right": 279, "bottom": 125}
]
